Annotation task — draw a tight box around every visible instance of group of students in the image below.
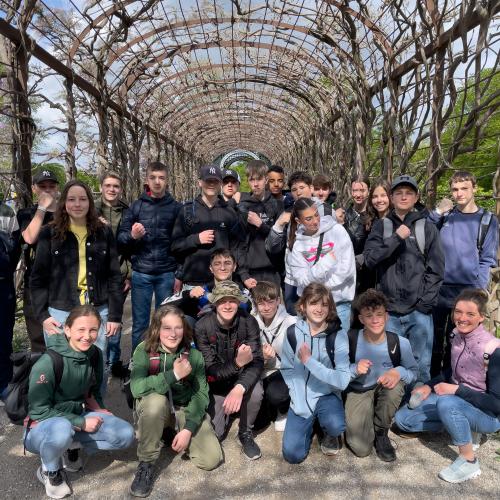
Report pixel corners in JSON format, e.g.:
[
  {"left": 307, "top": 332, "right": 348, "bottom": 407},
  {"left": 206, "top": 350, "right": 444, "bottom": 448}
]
[{"left": 0, "top": 160, "right": 498, "bottom": 498}]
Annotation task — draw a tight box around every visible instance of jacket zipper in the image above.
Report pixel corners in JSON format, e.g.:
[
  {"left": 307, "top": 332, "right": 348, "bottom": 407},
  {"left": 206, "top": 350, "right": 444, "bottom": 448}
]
[
  {"left": 454, "top": 336, "right": 467, "bottom": 382},
  {"left": 304, "top": 333, "right": 313, "bottom": 414}
]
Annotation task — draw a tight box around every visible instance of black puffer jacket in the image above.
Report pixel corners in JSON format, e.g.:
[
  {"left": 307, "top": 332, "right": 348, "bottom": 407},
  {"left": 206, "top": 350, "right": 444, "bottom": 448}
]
[
  {"left": 117, "top": 192, "right": 180, "bottom": 274},
  {"left": 344, "top": 205, "right": 369, "bottom": 255},
  {"left": 30, "top": 224, "right": 123, "bottom": 322},
  {"left": 194, "top": 310, "right": 263, "bottom": 395},
  {"left": 170, "top": 195, "right": 243, "bottom": 285},
  {"left": 363, "top": 209, "right": 444, "bottom": 315}
]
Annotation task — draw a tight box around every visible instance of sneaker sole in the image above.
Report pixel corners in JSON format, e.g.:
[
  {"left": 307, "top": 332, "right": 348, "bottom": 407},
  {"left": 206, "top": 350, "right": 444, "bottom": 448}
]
[
  {"left": 36, "top": 467, "right": 72, "bottom": 499},
  {"left": 129, "top": 485, "right": 153, "bottom": 498},
  {"left": 438, "top": 468, "right": 481, "bottom": 483}
]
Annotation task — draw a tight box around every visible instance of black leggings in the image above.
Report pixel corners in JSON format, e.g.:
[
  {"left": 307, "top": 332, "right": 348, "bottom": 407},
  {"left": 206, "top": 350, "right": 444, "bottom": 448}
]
[{"left": 263, "top": 370, "right": 290, "bottom": 414}]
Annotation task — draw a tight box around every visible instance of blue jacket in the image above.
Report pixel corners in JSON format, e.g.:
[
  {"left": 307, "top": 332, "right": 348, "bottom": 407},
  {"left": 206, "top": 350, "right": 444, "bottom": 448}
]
[
  {"left": 280, "top": 319, "right": 351, "bottom": 418},
  {"left": 117, "top": 192, "right": 181, "bottom": 275}
]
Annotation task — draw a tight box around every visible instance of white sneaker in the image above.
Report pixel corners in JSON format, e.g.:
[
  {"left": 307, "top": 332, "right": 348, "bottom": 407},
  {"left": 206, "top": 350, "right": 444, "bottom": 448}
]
[
  {"left": 274, "top": 412, "right": 287, "bottom": 432},
  {"left": 37, "top": 466, "right": 72, "bottom": 499}
]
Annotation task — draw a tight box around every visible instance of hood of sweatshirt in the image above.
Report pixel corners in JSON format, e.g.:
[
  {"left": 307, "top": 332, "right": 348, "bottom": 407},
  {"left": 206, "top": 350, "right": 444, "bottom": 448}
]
[{"left": 295, "top": 215, "right": 336, "bottom": 242}]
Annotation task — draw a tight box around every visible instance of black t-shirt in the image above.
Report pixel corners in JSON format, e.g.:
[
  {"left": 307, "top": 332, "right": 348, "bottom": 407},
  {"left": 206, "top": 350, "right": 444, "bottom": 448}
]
[{"left": 17, "top": 205, "right": 54, "bottom": 281}]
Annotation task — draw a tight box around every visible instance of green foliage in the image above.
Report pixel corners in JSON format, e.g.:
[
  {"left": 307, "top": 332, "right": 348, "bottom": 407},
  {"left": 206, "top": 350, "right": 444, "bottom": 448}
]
[
  {"left": 32, "top": 162, "right": 99, "bottom": 193},
  {"left": 229, "top": 162, "right": 250, "bottom": 192},
  {"left": 76, "top": 170, "right": 99, "bottom": 192}
]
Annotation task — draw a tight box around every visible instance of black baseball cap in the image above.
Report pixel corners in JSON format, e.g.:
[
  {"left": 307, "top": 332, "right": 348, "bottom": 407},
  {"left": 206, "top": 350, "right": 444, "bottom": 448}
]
[
  {"left": 391, "top": 175, "right": 418, "bottom": 193},
  {"left": 199, "top": 164, "right": 222, "bottom": 182},
  {"left": 33, "top": 169, "right": 59, "bottom": 185},
  {"left": 222, "top": 168, "right": 241, "bottom": 183}
]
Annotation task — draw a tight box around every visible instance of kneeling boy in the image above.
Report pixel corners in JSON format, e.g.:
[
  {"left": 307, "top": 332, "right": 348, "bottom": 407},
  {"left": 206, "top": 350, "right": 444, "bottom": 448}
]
[{"left": 345, "top": 289, "right": 417, "bottom": 461}]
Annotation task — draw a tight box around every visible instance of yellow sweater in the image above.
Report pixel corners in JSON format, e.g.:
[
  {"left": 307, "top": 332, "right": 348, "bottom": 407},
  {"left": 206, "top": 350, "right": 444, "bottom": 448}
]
[{"left": 70, "top": 223, "right": 88, "bottom": 305}]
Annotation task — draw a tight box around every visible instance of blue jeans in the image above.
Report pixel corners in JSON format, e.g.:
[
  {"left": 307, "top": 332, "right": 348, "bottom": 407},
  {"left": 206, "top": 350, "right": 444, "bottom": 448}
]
[
  {"left": 395, "top": 393, "right": 500, "bottom": 446},
  {"left": 335, "top": 301, "right": 351, "bottom": 333},
  {"left": 282, "top": 393, "right": 345, "bottom": 464},
  {"left": 386, "top": 310, "right": 433, "bottom": 383},
  {"left": 284, "top": 283, "right": 298, "bottom": 316},
  {"left": 106, "top": 328, "right": 122, "bottom": 366},
  {"left": 131, "top": 271, "right": 174, "bottom": 351},
  {"left": 45, "top": 306, "right": 109, "bottom": 396},
  {"left": 24, "top": 412, "right": 134, "bottom": 472}
]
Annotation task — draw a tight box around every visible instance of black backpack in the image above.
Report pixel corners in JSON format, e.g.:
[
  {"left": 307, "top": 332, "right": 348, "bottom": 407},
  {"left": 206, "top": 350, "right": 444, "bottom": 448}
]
[
  {"left": 5, "top": 348, "right": 99, "bottom": 425},
  {"left": 346, "top": 329, "right": 401, "bottom": 367}
]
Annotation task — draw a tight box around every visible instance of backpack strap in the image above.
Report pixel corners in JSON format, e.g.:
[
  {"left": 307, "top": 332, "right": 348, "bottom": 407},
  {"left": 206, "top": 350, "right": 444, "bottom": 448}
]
[
  {"left": 414, "top": 219, "right": 426, "bottom": 256},
  {"left": 386, "top": 331, "right": 401, "bottom": 367},
  {"left": 46, "top": 350, "right": 64, "bottom": 390},
  {"left": 478, "top": 211, "right": 493, "bottom": 253},
  {"left": 483, "top": 338, "right": 500, "bottom": 369},
  {"left": 347, "top": 329, "right": 359, "bottom": 365},
  {"left": 325, "top": 332, "right": 337, "bottom": 369},
  {"left": 286, "top": 325, "right": 297, "bottom": 353},
  {"left": 148, "top": 352, "right": 161, "bottom": 376},
  {"left": 313, "top": 233, "right": 325, "bottom": 265},
  {"left": 382, "top": 217, "right": 393, "bottom": 240},
  {"left": 183, "top": 200, "right": 196, "bottom": 229}
]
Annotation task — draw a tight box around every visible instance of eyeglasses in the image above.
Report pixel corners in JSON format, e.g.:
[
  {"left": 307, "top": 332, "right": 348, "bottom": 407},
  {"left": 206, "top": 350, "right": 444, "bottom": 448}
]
[{"left": 211, "top": 260, "right": 234, "bottom": 268}]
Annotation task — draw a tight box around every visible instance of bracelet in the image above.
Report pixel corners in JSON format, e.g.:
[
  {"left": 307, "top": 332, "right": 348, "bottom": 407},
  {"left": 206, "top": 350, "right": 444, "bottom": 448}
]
[{"left": 37, "top": 206, "right": 47, "bottom": 213}]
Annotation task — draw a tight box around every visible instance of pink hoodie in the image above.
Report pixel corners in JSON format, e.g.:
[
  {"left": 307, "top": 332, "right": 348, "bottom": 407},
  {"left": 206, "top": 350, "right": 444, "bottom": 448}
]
[{"left": 451, "top": 324, "right": 497, "bottom": 392}]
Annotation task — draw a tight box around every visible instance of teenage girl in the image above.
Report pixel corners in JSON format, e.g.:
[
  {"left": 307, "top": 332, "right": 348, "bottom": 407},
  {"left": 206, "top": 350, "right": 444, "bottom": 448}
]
[
  {"left": 129, "top": 305, "right": 222, "bottom": 497},
  {"left": 286, "top": 198, "right": 356, "bottom": 331},
  {"left": 395, "top": 289, "right": 500, "bottom": 483}
]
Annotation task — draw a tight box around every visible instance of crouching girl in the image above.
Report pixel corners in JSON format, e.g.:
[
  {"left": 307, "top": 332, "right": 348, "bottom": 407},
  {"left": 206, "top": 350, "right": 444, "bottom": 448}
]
[
  {"left": 130, "top": 305, "right": 222, "bottom": 497},
  {"left": 25, "top": 305, "right": 134, "bottom": 499}
]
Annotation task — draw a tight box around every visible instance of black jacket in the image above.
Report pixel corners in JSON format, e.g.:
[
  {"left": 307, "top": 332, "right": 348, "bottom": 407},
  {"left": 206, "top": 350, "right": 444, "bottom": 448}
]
[
  {"left": 170, "top": 195, "right": 243, "bottom": 285},
  {"left": 344, "top": 205, "right": 369, "bottom": 255},
  {"left": 30, "top": 224, "right": 123, "bottom": 322},
  {"left": 363, "top": 209, "right": 444, "bottom": 315},
  {"left": 194, "top": 310, "right": 263, "bottom": 395},
  {"left": 237, "top": 192, "right": 281, "bottom": 281},
  {"left": 117, "top": 192, "right": 180, "bottom": 275}
]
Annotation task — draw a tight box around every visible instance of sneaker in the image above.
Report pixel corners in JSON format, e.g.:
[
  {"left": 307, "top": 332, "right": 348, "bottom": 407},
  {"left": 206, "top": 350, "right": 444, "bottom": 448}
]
[
  {"left": 374, "top": 429, "right": 396, "bottom": 462},
  {"left": 320, "top": 434, "right": 341, "bottom": 456},
  {"left": 438, "top": 456, "right": 481, "bottom": 483},
  {"left": 238, "top": 431, "right": 262, "bottom": 460},
  {"left": 62, "top": 448, "right": 83, "bottom": 472},
  {"left": 274, "top": 412, "right": 287, "bottom": 432},
  {"left": 130, "top": 462, "right": 154, "bottom": 497},
  {"left": 36, "top": 466, "right": 71, "bottom": 499}
]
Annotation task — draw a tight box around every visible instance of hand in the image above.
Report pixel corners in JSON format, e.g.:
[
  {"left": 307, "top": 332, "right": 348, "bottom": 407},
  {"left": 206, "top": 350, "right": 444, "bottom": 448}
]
[
  {"left": 356, "top": 359, "right": 372, "bottom": 375},
  {"left": 190, "top": 286, "right": 206, "bottom": 299},
  {"left": 411, "top": 384, "right": 432, "bottom": 401},
  {"left": 37, "top": 191, "right": 54, "bottom": 210},
  {"left": 434, "top": 382, "right": 459, "bottom": 396},
  {"left": 244, "top": 278, "right": 257, "bottom": 289},
  {"left": 173, "top": 357, "right": 192, "bottom": 379},
  {"left": 123, "top": 279, "right": 131, "bottom": 293},
  {"left": 298, "top": 343, "right": 312, "bottom": 364},
  {"left": 395, "top": 224, "right": 411, "bottom": 240},
  {"left": 223, "top": 385, "right": 245, "bottom": 414},
  {"left": 232, "top": 192, "right": 241, "bottom": 204},
  {"left": 83, "top": 416, "right": 103, "bottom": 433},
  {"left": 171, "top": 429, "right": 192, "bottom": 453},
  {"left": 94, "top": 408, "right": 113, "bottom": 416},
  {"left": 99, "top": 216, "right": 109, "bottom": 225},
  {"left": 43, "top": 317, "right": 62, "bottom": 335},
  {"left": 106, "top": 321, "right": 120, "bottom": 337},
  {"left": 436, "top": 197, "right": 453, "bottom": 214},
  {"left": 198, "top": 230, "right": 215, "bottom": 244},
  {"left": 377, "top": 368, "right": 401, "bottom": 389},
  {"left": 247, "top": 211, "right": 262, "bottom": 228},
  {"left": 235, "top": 344, "right": 253, "bottom": 367},
  {"left": 262, "top": 343, "right": 276, "bottom": 361},
  {"left": 276, "top": 211, "right": 291, "bottom": 227},
  {"left": 131, "top": 222, "right": 146, "bottom": 240},
  {"left": 173, "top": 279, "right": 182, "bottom": 294},
  {"left": 335, "top": 208, "right": 345, "bottom": 224}
]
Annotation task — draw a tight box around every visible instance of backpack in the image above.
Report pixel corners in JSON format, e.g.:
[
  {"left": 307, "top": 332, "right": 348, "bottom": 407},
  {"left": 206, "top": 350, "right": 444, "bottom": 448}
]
[
  {"left": 383, "top": 217, "right": 426, "bottom": 255},
  {"left": 123, "top": 352, "right": 162, "bottom": 409},
  {"left": 5, "top": 347, "right": 99, "bottom": 425},
  {"left": 286, "top": 325, "right": 337, "bottom": 368},
  {"left": 183, "top": 201, "right": 197, "bottom": 229},
  {"left": 346, "top": 329, "right": 401, "bottom": 367}
]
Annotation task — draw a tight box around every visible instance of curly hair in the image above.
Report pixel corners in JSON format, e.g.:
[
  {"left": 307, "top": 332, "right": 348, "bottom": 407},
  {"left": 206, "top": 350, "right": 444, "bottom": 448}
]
[
  {"left": 354, "top": 288, "right": 388, "bottom": 314},
  {"left": 51, "top": 180, "right": 103, "bottom": 241}
]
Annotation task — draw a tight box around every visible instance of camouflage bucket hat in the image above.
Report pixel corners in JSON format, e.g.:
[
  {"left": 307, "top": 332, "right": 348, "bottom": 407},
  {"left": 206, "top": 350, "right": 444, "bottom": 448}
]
[{"left": 208, "top": 280, "right": 248, "bottom": 304}]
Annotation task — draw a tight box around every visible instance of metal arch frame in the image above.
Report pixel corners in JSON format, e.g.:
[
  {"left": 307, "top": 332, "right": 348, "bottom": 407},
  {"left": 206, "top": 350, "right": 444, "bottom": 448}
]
[{"left": 219, "top": 149, "right": 261, "bottom": 168}]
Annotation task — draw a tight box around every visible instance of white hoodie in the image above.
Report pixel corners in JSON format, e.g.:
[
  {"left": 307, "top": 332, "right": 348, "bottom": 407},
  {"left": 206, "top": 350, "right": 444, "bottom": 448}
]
[
  {"left": 255, "top": 304, "right": 297, "bottom": 377},
  {"left": 286, "top": 215, "right": 356, "bottom": 303}
]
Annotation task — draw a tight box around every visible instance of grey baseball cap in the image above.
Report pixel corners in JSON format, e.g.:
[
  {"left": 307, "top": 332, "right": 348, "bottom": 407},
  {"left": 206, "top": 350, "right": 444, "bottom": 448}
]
[{"left": 391, "top": 175, "right": 418, "bottom": 193}]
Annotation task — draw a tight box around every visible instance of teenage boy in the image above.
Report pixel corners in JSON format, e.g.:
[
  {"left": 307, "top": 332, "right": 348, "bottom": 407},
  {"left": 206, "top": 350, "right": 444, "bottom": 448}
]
[
  {"left": 266, "top": 171, "right": 333, "bottom": 314},
  {"left": 313, "top": 173, "right": 336, "bottom": 208},
  {"left": 171, "top": 165, "right": 243, "bottom": 289},
  {"left": 17, "top": 169, "right": 59, "bottom": 352},
  {"left": 117, "top": 161, "right": 181, "bottom": 351},
  {"left": 221, "top": 168, "right": 241, "bottom": 205},
  {"left": 345, "top": 289, "right": 418, "bottom": 461},
  {"left": 238, "top": 160, "right": 281, "bottom": 290},
  {"left": 251, "top": 281, "right": 296, "bottom": 431},
  {"left": 428, "top": 171, "right": 498, "bottom": 376},
  {"left": 364, "top": 175, "right": 444, "bottom": 384},
  {"left": 95, "top": 171, "right": 130, "bottom": 376},
  {"left": 267, "top": 165, "right": 286, "bottom": 207},
  {"left": 194, "top": 281, "right": 264, "bottom": 460}
]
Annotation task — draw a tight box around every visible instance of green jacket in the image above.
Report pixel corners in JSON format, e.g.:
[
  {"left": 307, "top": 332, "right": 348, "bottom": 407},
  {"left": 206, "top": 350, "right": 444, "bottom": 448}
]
[
  {"left": 28, "top": 334, "right": 104, "bottom": 429},
  {"left": 130, "top": 342, "right": 208, "bottom": 434}
]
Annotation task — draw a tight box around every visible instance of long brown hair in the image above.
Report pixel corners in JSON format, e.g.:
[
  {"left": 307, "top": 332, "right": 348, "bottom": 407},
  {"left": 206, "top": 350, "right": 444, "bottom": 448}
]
[
  {"left": 288, "top": 197, "right": 316, "bottom": 250},
  {"left": 52, "top": 180, "right": 103, "bottom": 240},
  {"left": 366, "top": 178, "right": 392, "bottom": 230},
  {"left": 295, "top": 282, "right": 339, "bottom": 325},
  {"left": 144, "top": 305, "right": 193, "bottom": 353}
]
